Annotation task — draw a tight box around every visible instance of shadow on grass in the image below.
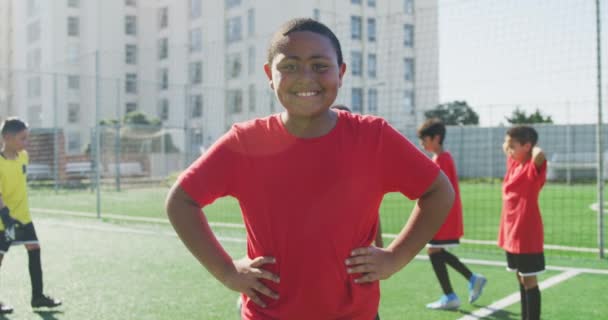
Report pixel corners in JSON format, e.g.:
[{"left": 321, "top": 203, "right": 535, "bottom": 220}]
[
  {"left": 34, "top": 310, "right": 64, "bottom": 320},
  {"left": 458, "top": 308, "right": 520, "bottom": 320}
]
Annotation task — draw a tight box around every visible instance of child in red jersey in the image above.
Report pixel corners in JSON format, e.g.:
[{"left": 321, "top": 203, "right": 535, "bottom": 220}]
[
  {"left": 166, "top": 18, "right": 455, "bottom": 320},
  {"left": 499, "top": 125, "right": 546, "bottom": 320},
  {"left": 417, "top": 119, "right": 486, "bottom": 310}
]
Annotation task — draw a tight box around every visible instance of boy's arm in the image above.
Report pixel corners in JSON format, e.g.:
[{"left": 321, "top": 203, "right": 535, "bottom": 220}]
[
  {"left": 347, "top": 171, "right": 454, "bottom": 282},
  {"left": 532, "top": 146, "right": 545, "bottom": 169},
  {"left": 166, "top": 184, "right": 279, "bottom": 307}
]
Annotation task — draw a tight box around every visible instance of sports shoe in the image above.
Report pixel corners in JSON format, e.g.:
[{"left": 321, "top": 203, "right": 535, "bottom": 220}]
[
  {"left": 468, "top": 273, "right": 487, "bottom": 303},
  {"left": 31, "top": 295, "right": 62, "bottom": 308},
  {"left": 0, "top": 302, "right": 13, "bottom": 314},
  {"left": 426, "top": 293, "right": 461, "bottom": 310}
]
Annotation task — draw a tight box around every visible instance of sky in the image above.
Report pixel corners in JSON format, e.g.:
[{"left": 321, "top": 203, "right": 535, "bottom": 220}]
[{"left": 438, "top": 0, "right": 607, "bottom": 125}]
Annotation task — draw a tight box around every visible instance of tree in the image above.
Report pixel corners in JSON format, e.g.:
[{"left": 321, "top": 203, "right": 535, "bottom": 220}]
[
  {"left": 424, "top": 101, "right": 479, "bottom": 125},
  {"left": 505, "top": 107, "right": 553, "bottom": 124}
]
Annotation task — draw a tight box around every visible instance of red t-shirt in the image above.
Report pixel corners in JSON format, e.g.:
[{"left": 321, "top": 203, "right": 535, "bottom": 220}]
[
  {"left": 498, "top": 157, "right": 547, "bottom": 254},
  {"left": 179, "top": 112, "right": 439, "bottom": 320},
  {"left": 431, "top": 152, "right": 463, "bottom": 241}
]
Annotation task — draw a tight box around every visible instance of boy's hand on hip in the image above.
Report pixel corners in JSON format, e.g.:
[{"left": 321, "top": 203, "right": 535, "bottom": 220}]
[
  {"left": 345, "top": 246, "right": 399, "bottom": 284},
  {"left": 223, "top": 256, "right": 280, "bottom": 308}
]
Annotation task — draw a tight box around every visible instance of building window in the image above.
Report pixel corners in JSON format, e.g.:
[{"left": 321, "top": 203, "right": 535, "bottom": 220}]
[
  {"left": 27, "top": 77, "right": 41, "bottom": 98},
  {"left": 27, "top": 49, "right": 41, "bottom": 70},
  {"left": 313, "top": 8, "right": 320, "bottom": 20},
  {"left": 404, "top": 0, "right": 414, "bottom": 14},
  {"left": 351, "top": 0, "right": 362, "bottom": 4},
  {"left": 404, "top": 24, "right": 414, "bottom": 47},
  {"left": 158, "top": 99, "right": 169, "bottom": 121},
  {"left": 367, "top": 18, "right": 376, "bottom": 42},
  {"left": 404, "top": 58, "right": 414, "bottom": 81},
  {"left": 67, "top": 103, "right": 80, "bottom": 123},
  {"left": 158, "top": 38, "right": 168, "bottom": 60},
  {"left": 125, "top": 102, "right": 137, "bottom": 113},
  {"left": 158, "top": 68, "right": 169, "bottom": 90},
  {"left": 247, "top": 9, "right": 255, "bottom": 37},
  {"left": 68, "top": 75, "right": 80, "bottom": 90},
  {"left": 190, "top": 0, "right": 202, "bottom": 19},
  {"left": 28, "top": 0, "right": 40, "bottom": 17},
  {"left": 68, "top": 17, "right": 79, "bottom": 36},
  {"left": 248, "top": 84, "right": 256, "bottom": 112},
  {"left": 368, "top": 88, "right": 378, "bottom": 114},
  {"left": 126, "top": 44, "right": 137, "bottom": 64},
  {"left": 352, "top": 88, "right": 363, "bottom": 113},
  {"left": 351, "top": 51, "right": 362, "bottom": 76},
  {"left": 226, "top": 17, "right": 242, "bottom": 43},
  {"left": 125, "top": 0, "right": 137, "bottom": 6},
  {"left": 190, "top": 94, "right": 203, "bottom": 118},
  {"left": 158, "top": 7, "right": 168, "bottom": 29},
  {"left": 227, "top": 89, "right": 243, "bottom": 114},
  {"left": 248, "top": 46, "right": 256, "bottom": 75},
  {"left": 225, "top": 0, "right": 241, "bottom": 9},
  {"left": 125, "top": 16, "right": 137, "bottom": 35},
  {"left": 66, "top": 131, "right": 82, "bottom": 154},
  {"left": 351, "top": 16, "right": 361, "bottom": 40},
  {"left": 189, "top": 61, "right": 203, "bottom": 84},
  {"left": 67, "top": 44, "right": 80, "bottom": 64},
  {"left": 368, "top": 54, "right": 377, "bottom": 78},
  {"left": 190, "top": 28, "right": 202, "bottom": 52},
  {"left": 368, "top": 0, "right": 376, "bottom": 7},
  {"left": 227, "top": 53, "right": 242, "bottom": 79},
  {"left": 28, "top": 21, "right": 41, "bottom": 43},
  {"left": 68, "top": 0, "right": 79, "bottom": 8},
  {"left": 125, "top": 73, "right": 137, "bottom": 94},
  {"left": 403, "top": 90, "right": 415, "bottom": 112}
]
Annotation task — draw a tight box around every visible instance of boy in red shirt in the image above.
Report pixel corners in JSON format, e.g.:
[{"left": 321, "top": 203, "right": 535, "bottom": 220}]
[
  {"left": 166, "top": 18, "right": 455, "bottom": 320},
  {"left": 499, "top": 126, "right": 546, "bottom": 320},
  {"left": 417, "top": 119, "right": 486, "bottom": 310}
]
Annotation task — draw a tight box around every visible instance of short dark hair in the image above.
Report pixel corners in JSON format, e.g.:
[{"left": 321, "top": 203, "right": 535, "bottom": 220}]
[
  {"left": 506, "top": 125, "right": 538, "bottom": 146},
  {"left": 267, "top": 18, "right": 343, "bottom": 66},
  {"left": 417, "top": 118, "right": 446, "bottom": 145},
  {"left": 331, "top": 105, "right": 351, "bottom": 112},
  {"left": 1, "top": 117, "right": 28, "bottom": 136}
]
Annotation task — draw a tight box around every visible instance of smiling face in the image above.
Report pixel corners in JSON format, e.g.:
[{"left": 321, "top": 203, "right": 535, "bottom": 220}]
[{"left": 264, "top": 31, "right": 346, "bottom": 118}]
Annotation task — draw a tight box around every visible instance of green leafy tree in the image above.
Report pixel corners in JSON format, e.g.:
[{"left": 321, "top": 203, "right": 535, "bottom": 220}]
[
  {"left": 505, "top": 107, "right": 553, "bottom": 124},
  {"left": 424, "top": 101, "right": 479, "bottom": 125}
]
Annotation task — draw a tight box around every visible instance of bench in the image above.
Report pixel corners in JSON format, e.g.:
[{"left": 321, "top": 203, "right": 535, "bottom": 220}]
[
  {"left": 27, "top": 163, "right": 52, "bottom": 180},
  {"left": 547, "top": 152, "right": 608, "bottom": 182},
  {"left": 104, "top": 162, "right": 145, "bottom": 177},
  {"left": 65, "top": 161, "right": 93, "bottom": 179}
]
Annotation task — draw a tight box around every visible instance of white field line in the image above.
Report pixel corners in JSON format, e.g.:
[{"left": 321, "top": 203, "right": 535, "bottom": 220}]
[
  {"left": 457, "top": 270, "right": 581, "bottom": 320},
  {"left": 32, "top": 208, "right": 606, "bottom": 254}
]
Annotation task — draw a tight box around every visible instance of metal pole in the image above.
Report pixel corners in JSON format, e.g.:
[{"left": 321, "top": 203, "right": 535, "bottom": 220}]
[
  {"left": 52, "top": 73, "right": 59, "bottom": 192},
  {"left": 595, "top": 0, "right": 604, "bottom": 258},
  {"left": 95, "top": 51, "right": 102, "bottom": 219},
  {"left": 115, "top": 79, "right": 121, "bottom": 191}
]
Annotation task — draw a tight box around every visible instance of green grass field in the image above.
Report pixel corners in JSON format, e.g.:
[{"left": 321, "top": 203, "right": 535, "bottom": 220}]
[
  {"left": 29, "top": 181, "right": 607, "bottom": 258},
  {"left": 1, "top": 215, "right": 606, "bottom": 319}
]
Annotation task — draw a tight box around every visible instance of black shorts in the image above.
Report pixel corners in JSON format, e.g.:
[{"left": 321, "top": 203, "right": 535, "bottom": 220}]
[
  {"left": 427, "top": 239, "right": 460, "bottom": 248},
  {"left": 505, "top": 251, "right": 545, "bottom": 277},
  {"left": 0, "top": 222, "right": 39, "bottom": 254}
]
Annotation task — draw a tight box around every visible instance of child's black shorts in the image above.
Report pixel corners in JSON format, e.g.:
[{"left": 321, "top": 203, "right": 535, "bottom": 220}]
[
  {"left": 505, "top": 251, "right": 545, "bottom": 276},
  {"left": 427, "top": 239, "right": 460, "bottom": 248},
  {"left": 0, "top": 223, "right": 39, "bottom": 254}
]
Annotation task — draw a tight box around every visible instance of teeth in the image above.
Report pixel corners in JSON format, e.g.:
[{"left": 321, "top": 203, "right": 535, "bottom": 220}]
[{"left": 296, "top": 91, "right": 317, "bottom": 97}]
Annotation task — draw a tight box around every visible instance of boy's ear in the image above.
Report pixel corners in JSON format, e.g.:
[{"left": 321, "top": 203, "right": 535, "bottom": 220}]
[
  {"left": 338, "top": 63, "right": 346, "bottom": 88},
  {"left": 523, "top": 142, "right": 533, "bottom": 152},
  {"left": 263, "top": 63, "right": 274, "bottom": 90}
]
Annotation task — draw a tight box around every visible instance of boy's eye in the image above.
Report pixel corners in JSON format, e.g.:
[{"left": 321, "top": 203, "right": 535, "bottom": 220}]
[
  {"left": 279, "top": 64, "right": 297, "bottom": 72},
  {"left": 313, "top": 64, "right": 329, "bottom": 72}
]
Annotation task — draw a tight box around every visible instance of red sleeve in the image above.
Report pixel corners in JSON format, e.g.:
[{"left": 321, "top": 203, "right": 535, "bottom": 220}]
[
  {"left": 526, "top": 159, "right": 547, "bottom": 184},
  {"left": 178, "top": 126, "right": 243, "bottom": 208},
  {"left": 379, "top": 121, "right": 440, "bottom": 199}
]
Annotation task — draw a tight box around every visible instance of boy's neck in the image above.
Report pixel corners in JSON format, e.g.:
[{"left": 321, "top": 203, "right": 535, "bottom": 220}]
[
  {"left": 280, "top": 110, "right": 337, "bottom": 138},
  {"left": 0, "top": 147, "right": 19, "bottom": 159},
  {"left": 432, "top": 145, "right": 444, "bottom": 155}
]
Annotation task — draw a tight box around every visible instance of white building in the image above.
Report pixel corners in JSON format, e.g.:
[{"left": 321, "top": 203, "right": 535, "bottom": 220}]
[
  {"left": 0, "top": 0, "right": 12, "bottom": 118},
  {"left": 7, "top": 0, "right": 438, "bottom": 155}
]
